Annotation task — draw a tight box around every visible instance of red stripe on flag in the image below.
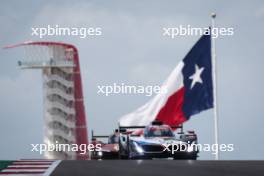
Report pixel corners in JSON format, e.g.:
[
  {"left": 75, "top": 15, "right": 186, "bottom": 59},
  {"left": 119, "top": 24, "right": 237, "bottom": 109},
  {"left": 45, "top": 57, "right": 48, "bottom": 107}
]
[{"left": 156, "top": 87, "right": 187, "bottom": 126}]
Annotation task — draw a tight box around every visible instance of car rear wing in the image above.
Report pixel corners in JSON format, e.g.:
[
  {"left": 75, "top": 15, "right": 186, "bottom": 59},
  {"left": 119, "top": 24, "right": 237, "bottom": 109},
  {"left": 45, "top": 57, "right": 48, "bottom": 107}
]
[
  {"left": 91, "top": 130, "right": 109, "bottom": 141},
  {"left": 118, "top": 123, "right": 184, "bottom": 134}
]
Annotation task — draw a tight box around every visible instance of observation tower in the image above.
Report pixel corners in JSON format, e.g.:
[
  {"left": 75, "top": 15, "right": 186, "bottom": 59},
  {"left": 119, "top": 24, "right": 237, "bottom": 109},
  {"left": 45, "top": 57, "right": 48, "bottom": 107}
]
[{"left": 6, "top": 42, "right": 89, "bottom": 160}]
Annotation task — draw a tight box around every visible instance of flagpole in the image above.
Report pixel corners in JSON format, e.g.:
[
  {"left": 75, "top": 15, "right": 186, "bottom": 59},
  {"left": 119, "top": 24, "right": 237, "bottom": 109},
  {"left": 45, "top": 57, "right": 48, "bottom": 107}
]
[{"left": 211, "top": 12, "right": 219, "bottom": 160}]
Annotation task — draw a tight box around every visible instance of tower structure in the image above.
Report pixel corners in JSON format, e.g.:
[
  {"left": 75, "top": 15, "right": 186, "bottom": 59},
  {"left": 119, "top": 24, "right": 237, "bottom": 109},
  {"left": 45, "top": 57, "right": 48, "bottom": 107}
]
[{"left": 6, "top": 42, "right": 88, "bottom": 160}]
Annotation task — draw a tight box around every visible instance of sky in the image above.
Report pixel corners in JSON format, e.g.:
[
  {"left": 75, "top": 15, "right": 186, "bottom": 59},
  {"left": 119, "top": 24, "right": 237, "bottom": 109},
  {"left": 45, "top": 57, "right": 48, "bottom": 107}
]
[{"left": 0, "top": 0, "right": 264, "bottom": 160}]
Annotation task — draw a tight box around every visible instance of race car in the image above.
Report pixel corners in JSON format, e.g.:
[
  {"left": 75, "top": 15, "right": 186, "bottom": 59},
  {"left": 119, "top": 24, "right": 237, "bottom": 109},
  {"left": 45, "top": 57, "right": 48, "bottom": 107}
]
[
  {"left": 118, "top": 121, "right": 198, "bottom": 160},
  {"left": 90, "top": 130, "right": 119, "bottom": 160}
]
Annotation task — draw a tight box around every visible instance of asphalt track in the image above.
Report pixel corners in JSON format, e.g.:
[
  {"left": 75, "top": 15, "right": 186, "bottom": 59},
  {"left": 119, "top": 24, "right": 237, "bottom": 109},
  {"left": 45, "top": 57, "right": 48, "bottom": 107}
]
[{"left": 51, "top": 160, "right": 264, "bottom": 176}]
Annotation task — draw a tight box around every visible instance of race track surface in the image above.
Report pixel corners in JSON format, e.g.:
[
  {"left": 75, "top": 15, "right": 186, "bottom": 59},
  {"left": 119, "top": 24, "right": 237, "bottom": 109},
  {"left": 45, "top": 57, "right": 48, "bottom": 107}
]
[{"left": 51, "top": 160, "right": 264, "bottom": 176}]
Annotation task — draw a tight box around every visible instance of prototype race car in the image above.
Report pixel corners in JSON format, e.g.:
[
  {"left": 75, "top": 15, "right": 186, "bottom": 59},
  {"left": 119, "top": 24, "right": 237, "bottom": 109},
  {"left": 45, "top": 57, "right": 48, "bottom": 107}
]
[
  {"left": 118, "top": 121, "right": 198, "bottom": 160},
  {"left": 90, "top": 130, "right": 119, "bottom": 160}
]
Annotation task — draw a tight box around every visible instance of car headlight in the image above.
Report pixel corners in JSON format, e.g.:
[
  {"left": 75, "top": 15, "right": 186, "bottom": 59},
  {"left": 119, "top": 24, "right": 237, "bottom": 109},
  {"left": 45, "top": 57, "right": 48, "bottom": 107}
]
[
  {"left": 187, "top": 146, "right": 194, "bottom": 152},
  {"left": 98, "top": 151, "right": 103, "bottom": 156},
  {"left": 187, "top": 147, "right": 193, "bottom": 152},
  {"left": 114, "top": 145, "right": 119, "bottom": 151},
  {"left": 133, "top": 141, "right": 144, "bottom": 153},
  {"left": 187, "top": 141, "right": 198, "bottom": 152}
]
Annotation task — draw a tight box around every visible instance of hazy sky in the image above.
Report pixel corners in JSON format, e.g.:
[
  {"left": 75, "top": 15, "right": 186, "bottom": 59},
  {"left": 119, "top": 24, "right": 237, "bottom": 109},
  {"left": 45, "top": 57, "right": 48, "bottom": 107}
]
[{"left": 0, "top": 0, "right": 264, "bottom": 160}]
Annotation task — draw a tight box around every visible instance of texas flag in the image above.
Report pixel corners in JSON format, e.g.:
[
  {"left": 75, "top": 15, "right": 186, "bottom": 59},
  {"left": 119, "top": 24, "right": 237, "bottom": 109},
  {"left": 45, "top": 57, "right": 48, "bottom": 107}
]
[{"left": 119, "top": 34, "right": 213, "bottom": 127}]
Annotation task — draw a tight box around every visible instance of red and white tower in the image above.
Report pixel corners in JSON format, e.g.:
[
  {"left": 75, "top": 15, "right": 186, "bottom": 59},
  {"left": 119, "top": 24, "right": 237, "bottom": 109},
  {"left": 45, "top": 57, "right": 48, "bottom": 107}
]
[{"left": 6, "top": 42, "right": 88, "bottom": 160}]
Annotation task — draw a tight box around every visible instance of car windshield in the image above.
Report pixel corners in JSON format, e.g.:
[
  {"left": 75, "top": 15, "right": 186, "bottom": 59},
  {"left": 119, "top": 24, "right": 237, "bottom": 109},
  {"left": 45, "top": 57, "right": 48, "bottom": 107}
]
[
  {"left": 144, "top": 125, "right": 174, "bottom": 137},
  {"left": 108, "top": 134, "right": 119, "bottom": 144}
]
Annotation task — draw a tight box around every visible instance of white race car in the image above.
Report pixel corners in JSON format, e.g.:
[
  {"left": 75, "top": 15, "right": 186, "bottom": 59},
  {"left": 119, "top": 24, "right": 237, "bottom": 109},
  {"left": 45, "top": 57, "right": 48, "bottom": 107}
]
[{"left": 118, "top": 121, "right": 198, "bottom": 160}]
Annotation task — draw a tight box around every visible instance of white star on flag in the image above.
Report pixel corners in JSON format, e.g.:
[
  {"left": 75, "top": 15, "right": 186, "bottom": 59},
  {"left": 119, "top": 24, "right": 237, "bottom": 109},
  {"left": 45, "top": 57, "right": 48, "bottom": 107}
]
[{"left": 189, "top": 64, "right": 205, "bottom": 89}]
